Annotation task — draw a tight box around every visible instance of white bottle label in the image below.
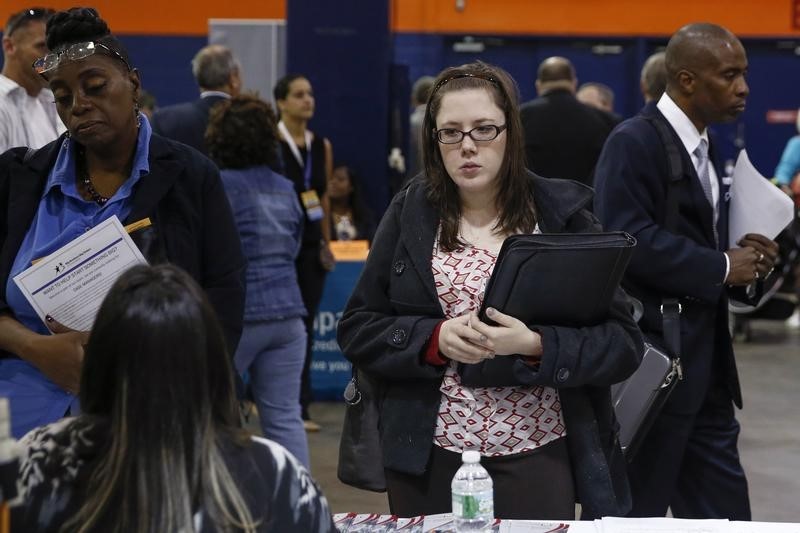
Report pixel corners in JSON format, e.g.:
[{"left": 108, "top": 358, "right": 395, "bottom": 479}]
[{"left": 452, "top": 489, "right": 493, "bottom": 520}]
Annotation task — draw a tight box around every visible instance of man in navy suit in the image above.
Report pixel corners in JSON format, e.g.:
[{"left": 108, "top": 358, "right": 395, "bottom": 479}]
[
  {"left": 594, "top": 23, "right": 779, "bottom": 519},
  {"left": 151, "top": 44, "right": 241, "bottom": 156}
]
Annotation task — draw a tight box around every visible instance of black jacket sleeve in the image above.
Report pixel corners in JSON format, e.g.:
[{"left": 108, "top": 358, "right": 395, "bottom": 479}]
[{"left": 337, "top": 193, "right": 445, "bottom": 382}]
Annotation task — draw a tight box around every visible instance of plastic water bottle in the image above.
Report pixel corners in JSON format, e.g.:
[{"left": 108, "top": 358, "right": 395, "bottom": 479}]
[{"left": 451, "top": 450, "right": 494, "bottom": 532}]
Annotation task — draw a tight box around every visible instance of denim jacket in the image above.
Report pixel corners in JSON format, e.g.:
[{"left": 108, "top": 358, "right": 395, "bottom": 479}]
[{"left": 220, "top": 166, "right": 306, "bottom": 321}]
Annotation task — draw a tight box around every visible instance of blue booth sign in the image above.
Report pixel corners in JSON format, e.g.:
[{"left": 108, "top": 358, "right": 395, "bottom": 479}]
[{"left": 311, "top": 261, "right": 364, "bottom": 400}]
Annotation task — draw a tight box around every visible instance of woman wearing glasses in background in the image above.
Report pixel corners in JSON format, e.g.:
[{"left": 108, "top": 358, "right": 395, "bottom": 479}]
[
  {"left": 0, "top": 7, "right": 245, "bottom": 438},
  {"left": 337, "top": 61, "right": 643, "bottom": 520}
]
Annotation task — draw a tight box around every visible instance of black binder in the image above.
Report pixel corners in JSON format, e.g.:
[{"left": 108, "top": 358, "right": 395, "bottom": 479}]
[
  {"left": 459, "top": 231, "right": 637, "bottom": 388},
  {"left": 477, "top": 232, "right": 637, "bottom": 327}
]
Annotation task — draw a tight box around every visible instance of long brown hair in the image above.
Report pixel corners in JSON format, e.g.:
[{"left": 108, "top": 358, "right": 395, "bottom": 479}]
[{"left": 422, "top": 61, "right": 536, "bottom": 252}]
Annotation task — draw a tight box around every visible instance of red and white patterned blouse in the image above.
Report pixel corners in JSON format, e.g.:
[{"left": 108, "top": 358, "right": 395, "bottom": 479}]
[{"left": 431, "top": 239, "right": 566, "bottom": 457}]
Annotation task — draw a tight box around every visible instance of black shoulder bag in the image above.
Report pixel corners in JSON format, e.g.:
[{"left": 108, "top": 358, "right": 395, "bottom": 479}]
[
  {"left": 610, "top": 115, "right": 685, "bottom": 458},
  {"left": 337, "top": 367, "right": 387, "bottom": 492}
]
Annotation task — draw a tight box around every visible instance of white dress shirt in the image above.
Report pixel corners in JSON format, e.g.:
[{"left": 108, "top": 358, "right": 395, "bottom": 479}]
[
  {"left": 0, "top": 74, "right": 66, "bottom": 153},
  {"left": 656, "top": 92, "right": 730, "bottom": 279}
]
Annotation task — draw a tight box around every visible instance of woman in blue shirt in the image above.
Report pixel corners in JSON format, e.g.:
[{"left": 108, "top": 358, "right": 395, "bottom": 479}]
[
  {"left": 774, "top": 110, "right": 800, "bottom": 191},
  {"left": 0, "top": 8, "right": 245, "bottom": 438},
  {"left": 206, "top": 94, "right": 310, "bottom": 467}
]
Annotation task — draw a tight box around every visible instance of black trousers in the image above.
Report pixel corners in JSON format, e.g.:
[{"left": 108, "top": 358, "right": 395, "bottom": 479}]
[
  {"left": 296, "top": 246, "right": 327, "bottom": 418},
  {"left": 626, "top": 376, "right": 751, "bottom": 519},
  {"left": 385, "top": 438, "right": 575, "bottom": 520}
]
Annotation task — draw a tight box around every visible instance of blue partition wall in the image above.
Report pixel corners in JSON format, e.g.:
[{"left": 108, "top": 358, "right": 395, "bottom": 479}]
[
  {"left": 394, "top": 32, "right": 800, "bottom": 179},
  {"left": 3, "top": 28, "right": 799, "bottom": 191},
  {"left": 286, "top": 0, "right": 392, "bottom": 214},
  {"left": 119, "top": 35, "right": 207, "bottom": 107}
]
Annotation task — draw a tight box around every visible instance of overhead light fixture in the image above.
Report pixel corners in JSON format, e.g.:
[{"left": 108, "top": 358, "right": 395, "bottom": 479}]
[
  {"left": 453, "top": 36, "right": 485, "bottom": 53},
  {"left": 591, "top": 44, "right": 623, "bottom": 55}
]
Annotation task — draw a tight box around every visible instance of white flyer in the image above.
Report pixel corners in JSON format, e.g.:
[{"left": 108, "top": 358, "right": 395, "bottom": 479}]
[
  {"left": 13, "top": 215, "right": 148, "bottom": 332},
  {"left": 728, "top": 149, "right": 795, "bottom": 245}
]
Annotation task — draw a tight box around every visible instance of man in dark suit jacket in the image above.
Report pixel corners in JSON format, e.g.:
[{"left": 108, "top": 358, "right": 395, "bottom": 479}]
[
  {"left": 593, "top": 23, "right": 779, "bottom": 519},
  {"left": 151, "top": 44, "right": 241, "bottom": 156},
  {"left": 520, "top": 57, "right": 616, "bottom": 186}
]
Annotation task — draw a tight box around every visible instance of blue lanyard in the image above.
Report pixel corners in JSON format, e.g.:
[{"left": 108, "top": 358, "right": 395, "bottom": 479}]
[
  {"left": 278, "top": 121, "right": 315, "bottom": 191},
  {"left": 303, "top": 147, "right": 313, "bottom": 191}
]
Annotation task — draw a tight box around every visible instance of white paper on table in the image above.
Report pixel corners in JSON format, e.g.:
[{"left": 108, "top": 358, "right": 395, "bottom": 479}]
[
  {"left": 729, "top": 521, "right": 800, "bottom": 533},
  {"left": 599, "top": 516, "right": 729, "bottom": 533},
  {"left": 13, "top": 215, "right": 148, "bottom": 332},
  {"left": 500, "top": 520, "right": 578, "bottom": 532},
  {"left": 728, "top": 149, "right": 795, "bottom": 245}
]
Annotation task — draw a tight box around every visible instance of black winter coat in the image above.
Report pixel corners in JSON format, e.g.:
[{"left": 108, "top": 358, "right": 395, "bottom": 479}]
[{"left": 337, "top": 173, "right": 643, "bottom": 518}]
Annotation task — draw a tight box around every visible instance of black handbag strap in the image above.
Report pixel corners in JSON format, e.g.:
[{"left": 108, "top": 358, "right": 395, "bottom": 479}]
[{"left": 644, "top": 114, "right": 683, "bottom": 360}]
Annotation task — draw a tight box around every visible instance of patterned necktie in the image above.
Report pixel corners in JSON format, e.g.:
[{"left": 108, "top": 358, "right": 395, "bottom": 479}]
[
  {"left": 693, "top": 138, "right": 719, "bottom": 246},
  {"left": 693, "top": 139, "right": 714, "bottom": 206}
]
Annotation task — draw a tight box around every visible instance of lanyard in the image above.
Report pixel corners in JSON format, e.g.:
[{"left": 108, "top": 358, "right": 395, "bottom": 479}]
[{"left": 278, "top": 121, "right": 314, "bottom": 190}]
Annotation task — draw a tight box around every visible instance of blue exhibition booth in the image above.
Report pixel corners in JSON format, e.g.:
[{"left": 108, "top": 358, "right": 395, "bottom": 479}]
[{"left": 310, "top": 258, "right": 364, "bottom": 400}]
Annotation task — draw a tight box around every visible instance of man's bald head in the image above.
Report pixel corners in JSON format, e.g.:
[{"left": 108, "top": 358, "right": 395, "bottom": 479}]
[
  {"left": 536, "top": 56, "right": 577, "bottom": 95},
  {"left": 665, "top": 23, "right": 739, "bottom": 89},
  {"left": 664, "top": 22, "right": 749, "bottom": 131},
  {"left": 537, "top": 57, "right": 575, "bottom": 82}
]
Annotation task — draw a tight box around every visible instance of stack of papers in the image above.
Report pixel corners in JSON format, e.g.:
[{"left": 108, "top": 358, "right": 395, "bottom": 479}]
[
  {"left": 333, "top": 514, "right": 800, "bottom": 532},
  {"left": 333, "top": 513, "right": 570, "bottom": 532},
  {"left": 595, "top": 517, "right": 800, "bottom": 533}
]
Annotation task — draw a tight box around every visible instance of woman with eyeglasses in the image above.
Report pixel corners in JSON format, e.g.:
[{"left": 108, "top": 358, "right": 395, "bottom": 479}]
[
  {"left": 0, "top": 7, "right": 245, "bottom": 438},
  {"left": 337, "top": 61, "right": 643, "bottom": 520},
  {"left": 13, "top": 264, "right": 335, "bottom": 532}
]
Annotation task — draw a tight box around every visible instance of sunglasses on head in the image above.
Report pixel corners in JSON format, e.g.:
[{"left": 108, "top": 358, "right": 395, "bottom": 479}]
[
  {"left": 4, "top": 7, "right": 53, "bottom": 37},
  {"left": 32, "top": 40, "right": 132, "bottom": 78}
]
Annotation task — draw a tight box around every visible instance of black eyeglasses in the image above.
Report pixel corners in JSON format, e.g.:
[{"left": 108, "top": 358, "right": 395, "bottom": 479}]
[
  {"left": 4, "top": 7, "right": 53, "bottom": 38},
  {"left": 435, "top": 124, "right": 507, "bottom": 144},
  {"left": 33, "top": 41, "right": 131, "bottom": 77}
]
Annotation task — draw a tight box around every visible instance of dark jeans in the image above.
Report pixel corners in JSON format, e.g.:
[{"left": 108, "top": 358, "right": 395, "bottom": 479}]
[
  {"left": 296, "top": 245, "right": 327, "bottom": 419},
  {"left": 385, "top": 438, "right": 575, "bottom": 520}
]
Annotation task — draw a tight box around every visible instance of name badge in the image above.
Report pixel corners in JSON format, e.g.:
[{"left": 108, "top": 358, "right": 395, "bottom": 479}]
[{"left": 301, "top": 189, "right": 324, "bottom": 222}]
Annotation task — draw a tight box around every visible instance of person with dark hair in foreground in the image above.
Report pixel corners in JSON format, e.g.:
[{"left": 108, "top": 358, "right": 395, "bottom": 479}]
[
  {"left": 207, "top": 94, "right": 310, "bottom": 468},
  {"left": 12, "top": 264, "right": 335, "bottom": 532},
  {"left": 337, "top": 61, "right": 642, "bottom": 519},
  {"left": 0, "top": 7, "right": 245, "bottom": 438}
]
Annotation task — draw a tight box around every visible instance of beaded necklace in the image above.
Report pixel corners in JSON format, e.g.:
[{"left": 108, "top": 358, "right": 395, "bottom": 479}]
[{"left": 76, "top": 147, "right": 110, "bottom": 206}]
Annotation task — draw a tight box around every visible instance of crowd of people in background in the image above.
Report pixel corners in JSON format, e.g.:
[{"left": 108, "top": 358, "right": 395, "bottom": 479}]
[{"left": 0, "top": 3, "right": 798, "bottom": 530}]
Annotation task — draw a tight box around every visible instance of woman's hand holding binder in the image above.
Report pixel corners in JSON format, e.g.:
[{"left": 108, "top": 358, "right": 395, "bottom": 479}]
[
  {"left": 469, "top": 308, "right": 543, "bottom": 359},
  {"left": 438, "top": 313, "right": 495, "bottom": 364}
]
